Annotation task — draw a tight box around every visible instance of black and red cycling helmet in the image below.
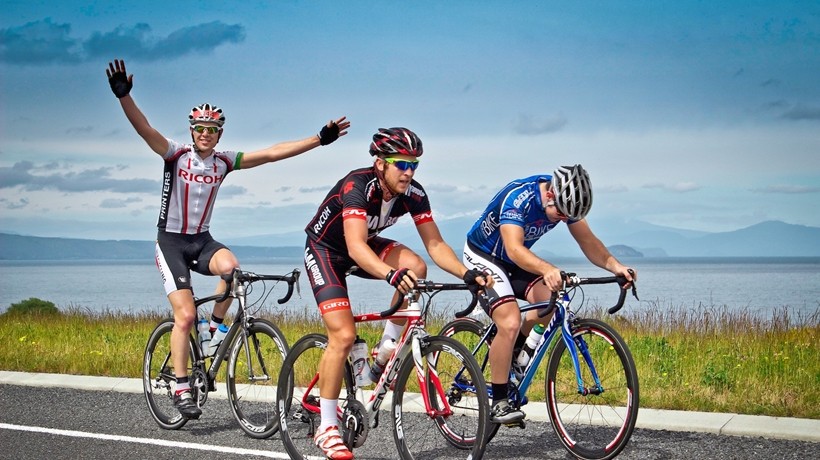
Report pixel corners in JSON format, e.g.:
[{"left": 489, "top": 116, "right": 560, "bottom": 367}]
[{"left": 369, "top": 127, "right": 423, "bottom": 157}]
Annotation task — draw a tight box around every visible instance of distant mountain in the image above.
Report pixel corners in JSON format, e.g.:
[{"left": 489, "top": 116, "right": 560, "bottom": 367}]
[
  {"left": 1, "top": 219, "right": 818, "bottom": 260},
  {"left": 0, "top": 233, "right": 302, "bottom": 261}
]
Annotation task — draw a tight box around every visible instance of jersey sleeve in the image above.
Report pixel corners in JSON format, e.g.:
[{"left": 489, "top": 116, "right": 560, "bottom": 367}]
[
  {"left": 225, "top": 151, "right": 244, "bottom": 170},
  {"left": 163, "top": 138, "right": 185, "bottom": 160},
  {"left": 408, "top": 182, "right": 434, "bottom": 226},
  {"left": 340, "top": 178, "right": 368, "bottom": 221},
  {"left": 497, "top": 188, "right": 531, "bottom": 227}
]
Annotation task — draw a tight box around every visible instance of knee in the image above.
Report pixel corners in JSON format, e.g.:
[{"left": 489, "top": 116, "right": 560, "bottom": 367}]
[
  {"left": 497, "top": 318, "right": 522, "bottom": 340},
  {"left": 328, "top": 327, "right": 357, "bottom": 353},
  {"left": 406, "top": 255, "right": 428, "bottom": 278},
  {"left": 213, "top": 259, "right": 240, "bottom": 277},
  {"left": 174, "top": 309, "right": 197, "bottom": 330},
  {"left": 492, "top": 304, "right": 522, "bottom": 340}
]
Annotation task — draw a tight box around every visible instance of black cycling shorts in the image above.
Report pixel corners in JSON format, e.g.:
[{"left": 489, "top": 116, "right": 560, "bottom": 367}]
[
  {"left": 155, "top": 230, "right": 228, "bottom": 295},
  {"left": 304, "top": 236, "right": 401, "bottom": 315}
]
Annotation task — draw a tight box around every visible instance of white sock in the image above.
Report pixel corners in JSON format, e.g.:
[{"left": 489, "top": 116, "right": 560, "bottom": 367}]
[
  {"left": 381, "top": 320, "right": 404, "bottom": 346},
  {"left": 319, "top": 397, "right": 339, "bottom": 431}
]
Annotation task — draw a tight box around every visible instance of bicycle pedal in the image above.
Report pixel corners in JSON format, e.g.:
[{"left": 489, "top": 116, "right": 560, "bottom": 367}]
[{"left": 503, "top": 420, "right": 526, "bottom": 429}]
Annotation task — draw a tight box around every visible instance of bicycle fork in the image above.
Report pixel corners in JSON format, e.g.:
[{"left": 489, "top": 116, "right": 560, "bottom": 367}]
[
  {"left": 409, "top": 331, "right": 454, "bottom": 418},
  {"left": 560, "top": 315, "right": 605, "bottom": 396}
]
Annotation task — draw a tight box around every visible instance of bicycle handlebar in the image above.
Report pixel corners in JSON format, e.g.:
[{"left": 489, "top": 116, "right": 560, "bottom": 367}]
[
  {"left": 380, "top": 279, "right": 483, "bottom": 318},
  {"left": 207, "top": 268, "right": 301, "bottom": 305},
  {"left": 539, "top": 270, "right": 638, "bottom": 317}
]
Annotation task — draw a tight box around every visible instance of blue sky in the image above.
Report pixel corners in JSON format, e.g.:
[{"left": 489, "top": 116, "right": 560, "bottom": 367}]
[{"left": 1, "top": 1, "right": 819, "bottom": 242}]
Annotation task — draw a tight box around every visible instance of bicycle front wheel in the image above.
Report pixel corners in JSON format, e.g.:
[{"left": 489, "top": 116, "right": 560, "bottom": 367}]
[
  {"left": 226, "top": 319, "right": 289, "bottom": 439},
  {"left": 546, "top": 318, "right": 639, "bottom": 460},
  {"left": 438, "top": 317, "right": 500, "bottom": 443},
  {"left": 143, "top": 319, "right": 198, "bottom": 430},
  {"left": 392, "top": 335, "right": 489, "bottom": 460}
]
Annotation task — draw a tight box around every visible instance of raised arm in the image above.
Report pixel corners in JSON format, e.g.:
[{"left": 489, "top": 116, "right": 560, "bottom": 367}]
[
  {"left": 106, "top": 60, "right": 168, "bottom": 156},
  {"left": 240, "top": 116, "right": 350, "bottom": 169}
]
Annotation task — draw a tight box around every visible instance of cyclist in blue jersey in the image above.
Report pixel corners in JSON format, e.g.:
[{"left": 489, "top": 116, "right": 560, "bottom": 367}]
[
  {"left": 463, "top": 164, "right": 636, "bottom": 424},
  {"left": 303, "top": 127, "right": 493, "bottom": 460},
  {"left": 106, "top": 59, "right": 349, "bottom": 420}
]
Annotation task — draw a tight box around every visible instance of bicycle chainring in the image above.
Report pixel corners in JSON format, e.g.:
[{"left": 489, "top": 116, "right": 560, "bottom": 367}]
[
  {"left": 191, "top": 367, "right": 209, "bottom": 406},
  {"left": 341, "top": 398, "right": 369, "bottom": 448}
]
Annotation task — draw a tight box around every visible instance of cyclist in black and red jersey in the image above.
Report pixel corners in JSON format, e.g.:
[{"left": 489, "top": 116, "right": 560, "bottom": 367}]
[
  {"left": 303, "top": 127, "right": 493, "bottom": 460},
  {"left": 105, "top": 59, "right": 349, "bottom": 420}
]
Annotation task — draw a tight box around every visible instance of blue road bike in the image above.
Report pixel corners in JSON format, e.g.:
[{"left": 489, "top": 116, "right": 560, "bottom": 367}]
[{"left": 440, "top": 272, "right": 639, "bottom": 460}]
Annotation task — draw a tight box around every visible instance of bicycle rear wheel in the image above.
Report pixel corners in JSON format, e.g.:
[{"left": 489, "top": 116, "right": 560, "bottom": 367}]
[
  {"left": 546, "top": 318, "right": 639, "bottom": 460},
  {"left": 392, "top": 335, "right": 489, "bottom": 460},
  {"left": 226, "top": 319, "right": 289, "bottom": 439},
  {"left": 277, "top": 334, "right": 358, "bottom": 459},
  {"left": 143, "top": 319, "right": 198, "bottom": 430}
]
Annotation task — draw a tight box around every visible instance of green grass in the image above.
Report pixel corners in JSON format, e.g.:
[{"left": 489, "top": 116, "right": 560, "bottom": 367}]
[{"left": 1, "top": 302, "right": 817, "bottom": 419}]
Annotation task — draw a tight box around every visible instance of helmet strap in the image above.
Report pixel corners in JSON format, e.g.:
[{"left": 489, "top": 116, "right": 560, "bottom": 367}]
[{"left": 374, "top": 160, "right": 397, "bottom": 201}]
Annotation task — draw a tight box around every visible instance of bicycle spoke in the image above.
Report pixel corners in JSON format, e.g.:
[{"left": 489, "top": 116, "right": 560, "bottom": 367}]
[
  {"left": 227, "top": 320, "right": 288, "bottom": 439},
  {"left": 393, "top": 336, "right": 489, "bottom": 460},
  {"left": 143, "top": 320, "right": 194, "bottom": 430}
]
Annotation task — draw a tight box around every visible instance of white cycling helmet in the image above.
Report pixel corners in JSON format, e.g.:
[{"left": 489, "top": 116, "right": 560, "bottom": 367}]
[
  {"left": 551, "top": 164, "right": 593, "bottom": 220},
  {"left": 188, "top": 103, "right": 225, "bottom": 126}
]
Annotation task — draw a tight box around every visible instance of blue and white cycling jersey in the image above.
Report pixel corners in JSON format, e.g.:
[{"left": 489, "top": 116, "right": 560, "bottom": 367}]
[{"left": 466, "top": 174, "right": 575, "bottom": 264}]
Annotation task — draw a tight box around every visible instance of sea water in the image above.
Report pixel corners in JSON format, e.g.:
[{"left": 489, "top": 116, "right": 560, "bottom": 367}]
[{"left": 1, "top": 257, "right": 818, "bottom": 320}]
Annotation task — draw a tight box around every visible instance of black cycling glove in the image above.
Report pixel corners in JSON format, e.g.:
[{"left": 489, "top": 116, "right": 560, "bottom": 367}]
[
  {"left": 318, "top": 122, "right": 340, "bottom": 145},
  {"left": 385, "top": 268, "right": 411, "bottom": 289},
  {"left": 107, "top": 62, "right": 132, "bottom": 99},
  {"left": 462, "top": 268, "right": 486, "bottom": 286}
]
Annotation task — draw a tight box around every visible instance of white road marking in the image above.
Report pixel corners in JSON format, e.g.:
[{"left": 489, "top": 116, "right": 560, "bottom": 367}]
[{"left": 0, "top": 422, "right": 290, "bottom": 458}]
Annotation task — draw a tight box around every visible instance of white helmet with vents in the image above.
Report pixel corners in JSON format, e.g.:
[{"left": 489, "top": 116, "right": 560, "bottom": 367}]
[{"left": 551, "top": 164, "right": 593, "bottom": 220}]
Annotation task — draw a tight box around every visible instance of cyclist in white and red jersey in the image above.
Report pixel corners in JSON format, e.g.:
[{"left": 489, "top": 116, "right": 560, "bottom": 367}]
[
  {"left": 303, "top": 127, "right": 493, "bottom": 460},
  {"left": 463, "top": 165, "right": 636, "bottom": 424},
  {"left": 106, "top": 59, "right": 350, "bottom": 420}
]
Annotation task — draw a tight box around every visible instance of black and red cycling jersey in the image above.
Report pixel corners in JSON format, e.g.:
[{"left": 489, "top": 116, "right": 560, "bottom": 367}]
[{"left": 304, "top": 166, "right": 434, "bottom": 252}]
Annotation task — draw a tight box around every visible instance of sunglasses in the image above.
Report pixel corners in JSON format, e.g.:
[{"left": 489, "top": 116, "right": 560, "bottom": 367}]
[
  {"left": 383, "top": 157, "right": 420, "bottom": 171},
  {"left": 192, "top": 125, "right": 221, "bottom": 134},
  {"left": 546, "top": 200, "right": 567, "bottom": 219}
]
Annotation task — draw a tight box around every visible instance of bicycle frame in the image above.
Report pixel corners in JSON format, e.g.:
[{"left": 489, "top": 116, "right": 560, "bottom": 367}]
[
  {"left": 189, "top": 269, "right": 299, "bottom": 394},
  {"left": 294, "top": 291, "right": 455, "bottom": 428},
  {"left": 457, "top": 272, "right": 636, "bottom": 403},
  {"left": 463, "top": 297, "right": 575, "bottom": 403}
]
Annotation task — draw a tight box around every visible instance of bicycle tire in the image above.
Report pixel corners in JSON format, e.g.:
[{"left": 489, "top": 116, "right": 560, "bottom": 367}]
[
  {"left": 439, "top": 318, "right": 501, "bottom": 443},
  {"left": 546, "top": 318, "right": 639, "bottom": 460},
  {"left": 226, "top": 319, "right": 289, "bottom": 439},
  {"left": 143, "top": 319, "right": 198, "bottom": 430},
  {"left": 392, "top": 335, "right": 490, "bottom": 460},
  {"left": 277, "top": 334, "right": 358, "bottom": 459}
]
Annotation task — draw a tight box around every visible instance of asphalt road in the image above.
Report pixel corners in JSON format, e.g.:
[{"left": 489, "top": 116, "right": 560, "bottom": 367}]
[{"left": 1, "top": 384, "right": 818, "bottom": 460}]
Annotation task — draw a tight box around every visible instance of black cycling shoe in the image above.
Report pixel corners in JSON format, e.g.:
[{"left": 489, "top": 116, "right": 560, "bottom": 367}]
[
  {"left": 490, "top": 400, "right": 525, "bottom": 424},
  {"left": 173, "top": 390, "right": 202, "bottom": 420}
]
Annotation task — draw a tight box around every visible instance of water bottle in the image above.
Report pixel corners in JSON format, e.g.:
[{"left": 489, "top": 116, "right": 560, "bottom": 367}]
[
  {"left": 515, "top": 323, "right": 546, "bottom": 369},
  {"left": 350, "top": 336, "right": 372, "bottom": 387},
  {"left": 368, "top": 339, "right": 397, "bottom": 383},
  {"left": 207, "top": 323, "right": 229, "bottom": 357},
  {"left": 197, "top": 319, "right": 211, "bottom": 356}
]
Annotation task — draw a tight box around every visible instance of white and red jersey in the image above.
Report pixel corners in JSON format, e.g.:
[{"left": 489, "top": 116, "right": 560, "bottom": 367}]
[{"left": 157, "top": 139, "right": 243, "bottom": 234}]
